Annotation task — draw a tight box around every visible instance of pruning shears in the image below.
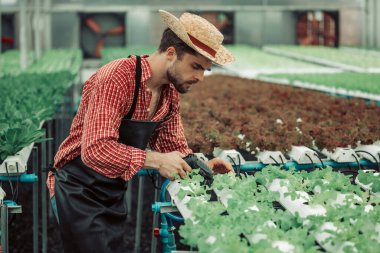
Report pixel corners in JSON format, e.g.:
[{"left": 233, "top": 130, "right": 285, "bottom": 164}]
[{"left": 183, "top": 154, "right": 214, "bottom": 185}]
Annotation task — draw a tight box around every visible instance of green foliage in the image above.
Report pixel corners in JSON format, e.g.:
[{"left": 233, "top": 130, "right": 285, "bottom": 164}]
[
  {"left": 264, "top": 45, "right": 380, "bottom": 68},
  {"left": 0, "top": 50, "right": 35, "bottom": 77},
  {"left": 357, "top": 170, "right": 380, "bottom": 193},
  {"left": 101, "top": 46, "right": 157, "bottom": 65},
  {"left": 306, "top": 167, "right": 363, "bottom": 195},
  {"left": 0, "top": 49, "right": 82, "bottom": 159},
  {"left": 176, "top": 169, "right": 211, "bottom": 201},
  {"left": 177, "top": 167, "right": 380, "bottom": 252},
  {"left": 225, "top": 44, "right": 320, "bottom": 69},
  {"left": 0, "top": 123, "right": 50, "bottom": 160},
  {"left": 261, "top": 72, "right": 380, "bottom": 95},
  {"left": 26, "top": 48, "right": 82, "bottom": 76}
]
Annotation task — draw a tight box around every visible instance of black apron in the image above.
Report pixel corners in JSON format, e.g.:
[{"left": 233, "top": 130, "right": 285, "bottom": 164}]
[{"left": 54, "top": 56, "right": 161, "bottom": 253}]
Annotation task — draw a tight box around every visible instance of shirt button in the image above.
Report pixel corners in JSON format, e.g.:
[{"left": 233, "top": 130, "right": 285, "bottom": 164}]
[{"left": 147, "top": 108, "right": 150, "bottom": 112}]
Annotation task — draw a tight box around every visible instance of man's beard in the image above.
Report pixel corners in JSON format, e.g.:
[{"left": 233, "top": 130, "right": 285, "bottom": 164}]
[{"left": 167, "top": 68, "right": 197, "bottom": 94}]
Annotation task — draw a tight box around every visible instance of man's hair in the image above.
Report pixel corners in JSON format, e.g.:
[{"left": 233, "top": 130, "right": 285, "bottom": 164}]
[{"left": 158, "top": 28, "right": 198, "bottom": 60}]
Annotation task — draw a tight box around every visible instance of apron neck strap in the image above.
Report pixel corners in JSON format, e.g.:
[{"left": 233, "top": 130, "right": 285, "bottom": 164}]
[{"left": 126, "top": 55, "right": 142, "bottom": 119}]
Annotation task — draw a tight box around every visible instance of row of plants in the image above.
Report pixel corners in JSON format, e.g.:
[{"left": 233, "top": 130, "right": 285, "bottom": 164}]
[
  {"left": 101, "top": 45, "right": 337, "bottom": 75},
  {"left": 0, "top": 49, "right": 82, "bottom": 161},
  {"left": 0, "top": 73, "right": 73, "bottom": 161},
  {"left": 260, "top": 72, "right": 380, "bottom": 95},
  {"left": 0, "top": 50, "right": 35, "bottom": 77},
  {"left": 222, "top": 45, "right": 380, "bottom": 95},
  {"left": 224, "top": 44, "right": 339, "bottom": 78},
  {"left": 225, "top": 44, "right": 322, "bottom": 71},
  {"left": 0, "top": 49, "right": 82, "bottom": 78},
  {"left": 174, "top": 167, "right": 380, "bottom": 252},
  {"left": 180, "top": 75, "right": 380, "bottom": 154},
  {"left": 341, "top": 47, "right": 380, "bottom": 57},
  {"left": 356, "top": 170, "right": 380, "bottom": 194},
  {"left": 100, "top": 46, "right": 379, "bottom": 97},
  {"left": 101, "top": 46, "right": 157, "bottom": 65},
  {"left": 26, "top": 49, "right": 82, "bottom": 76},
  {"left": 263, "top": 45, "right": 380, "bottom": 69}
]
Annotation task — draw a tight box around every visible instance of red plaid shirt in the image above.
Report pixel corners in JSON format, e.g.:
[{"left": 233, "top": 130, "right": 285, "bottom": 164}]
[{"left": 47, "top": 55, "right": 192, "bottom": 197}]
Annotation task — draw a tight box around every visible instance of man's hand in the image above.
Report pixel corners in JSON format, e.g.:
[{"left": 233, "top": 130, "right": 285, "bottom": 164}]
[
  {"left": 145, "top": 151, "right": 192, "bottom": 180},
  {"left": 207, "top": 158, "right": 234, "bottom": 174}
]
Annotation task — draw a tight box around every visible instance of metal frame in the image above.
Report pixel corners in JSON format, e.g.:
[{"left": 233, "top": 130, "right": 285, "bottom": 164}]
[{"left": 0, "top": 203, "right": 22, "bottom": 253}]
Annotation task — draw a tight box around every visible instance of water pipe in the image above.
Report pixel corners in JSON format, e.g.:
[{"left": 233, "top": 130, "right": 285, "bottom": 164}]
[
  {"left": 0, "top": 173, "right": 38, "bottom": 182},
  {"left": 237, "top": 159, "right": 379, "bottom": 172},
  {"left": 137, "top": 169, "right": 158, "bottom": 177},
  {"left": 160, "top": 179, "right": 184, "bottom": 223},
  {"left": 151, "top": 202, "right": 177, "bottom": 253}
]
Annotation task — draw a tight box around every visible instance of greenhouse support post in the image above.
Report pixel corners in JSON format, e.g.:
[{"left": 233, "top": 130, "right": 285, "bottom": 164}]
[
  {"left": 0, "top": 2, "right": 2, "bottom": 53},
  {"left": 1, "top": 204, "right": 8, "bottom": 253},
  {"left": 43, "top": 0, "right": 51, "bottom": 50},
  {"left": 33, "top": 0, "right": 42, "bottom": 59},
  {"left": 41, "top": 133, "right": 48, "bottom": 253},
  {"left": 134, "top": 176, "right": 145, "bottom": 253},
  {"left": 32, "top": 147, "right": 39, "bottom": 253},
  {"left": 47, "top": 121, "right": 54, "bottom": 219},
  {"left": 19, "top": 0, "right": 28, "bottom": 70},
  {"left": 150, "top": 177, "right": 161, "bottom": 253}
]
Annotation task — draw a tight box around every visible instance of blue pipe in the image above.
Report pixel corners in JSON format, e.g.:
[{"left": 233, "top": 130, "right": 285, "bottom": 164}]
[
  {"left": 159, "top": 213, "right": 169, "bottom": 252},
  {"left": 3, "top": 200, "right": 18, "bottom": 206},
  {"left": 140, "top": 158, "right": 378, "bottom": 176},
  {"left": 160, "top": 213, "right": 177, "bottom": 253},
  {"left": 165, "top": 210, "right": 184, "bottom": 223},
  {"left": 137, "top": 169, "right": 158, "bottom": 177},
  {"left": 151, "top": 202, "right": 177, "bottom": 253},
  {"left": 0, "top": 173, "right": 38, "bottom": 182},
  {"left": 237, "top": 159, "right": 379, "bottom": 172},
  {"left": 160, "top": 179, "right": 185, "bottom": 223},
  {"left": 139, "top": 158, "right": 377, "bottom": 176},
  {"left": 160, "top": 179, "right": 170, "bottom": 202},
  {"left": 151, "top": 202, "right": 174, "bottom": 227}
]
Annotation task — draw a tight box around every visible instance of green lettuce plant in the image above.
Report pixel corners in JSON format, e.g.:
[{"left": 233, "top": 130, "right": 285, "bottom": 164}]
[{"left": 176, "top": 167, "right": 380, "bottom": 252}]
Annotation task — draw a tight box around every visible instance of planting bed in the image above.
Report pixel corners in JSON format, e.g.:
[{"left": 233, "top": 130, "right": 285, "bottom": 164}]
[
  {"left": 180, "top": 74, "right": 380, "bottom": 155},
  {"left": 260, "top": 72, "right": 380, "bottom": 96},
  {"left": 263, "top": 45, "right": 380, "bottom": 72},
  {"left": 173, "top": 167, "right": 380, "bottom": 252},
  {"left": 224, "top": 45, "right": 338, "bottom": 77}
]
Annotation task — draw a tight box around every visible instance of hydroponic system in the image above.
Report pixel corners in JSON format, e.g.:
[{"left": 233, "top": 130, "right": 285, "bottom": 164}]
[{"left": 1, "top": 0, "right": 380, "bottom": 253}]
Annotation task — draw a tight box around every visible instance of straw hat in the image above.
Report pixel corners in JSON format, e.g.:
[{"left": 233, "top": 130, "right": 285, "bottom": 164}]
[{"left": 159, "top": 10, "right": 234, "bottom": 65}]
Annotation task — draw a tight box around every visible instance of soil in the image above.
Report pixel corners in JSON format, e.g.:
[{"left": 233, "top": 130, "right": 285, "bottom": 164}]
[
  {"left": 181, "top": 74, "right": 380, "bottom": 155},
  {"left": 6, "top": 74, "right": 380, "bottom": 253}
]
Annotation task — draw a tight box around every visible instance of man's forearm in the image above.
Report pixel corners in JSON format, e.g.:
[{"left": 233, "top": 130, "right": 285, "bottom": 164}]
[{"left": 144, "top": 151, "right": 164, "bottom": 169}]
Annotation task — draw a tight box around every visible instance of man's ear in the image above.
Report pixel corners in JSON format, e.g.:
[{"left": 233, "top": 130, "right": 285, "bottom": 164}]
[{"left": 166, "top": 46, "right": 177, "bottom": 60}]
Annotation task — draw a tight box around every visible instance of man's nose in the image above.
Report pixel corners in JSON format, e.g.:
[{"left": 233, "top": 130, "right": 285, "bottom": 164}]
[{"left": 195, "top": 71, "right": 205, "bottom": 82}]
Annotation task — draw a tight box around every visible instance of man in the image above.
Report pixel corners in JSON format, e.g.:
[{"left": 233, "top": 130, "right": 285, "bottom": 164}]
[{"left": 47, "top": 10, "right": 234, "bottom": 252}]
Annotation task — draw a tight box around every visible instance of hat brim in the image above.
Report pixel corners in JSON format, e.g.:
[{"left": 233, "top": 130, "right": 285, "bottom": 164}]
[{"left": 159, "top": 10, "right": 234, "bottom": 65}]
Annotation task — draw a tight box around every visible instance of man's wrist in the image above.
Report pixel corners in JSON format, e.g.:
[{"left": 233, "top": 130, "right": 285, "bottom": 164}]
[{"left": 145, "top": 151, "right": 162, "bottom": 170}]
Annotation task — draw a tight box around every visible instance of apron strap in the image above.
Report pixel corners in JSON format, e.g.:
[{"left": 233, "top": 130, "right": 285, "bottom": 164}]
[
  {"left": 125, "top": 55, "right": 142, "bottom": 119},
  {"left": 124, "top": 55, "right": 172, "bottom": 121}
]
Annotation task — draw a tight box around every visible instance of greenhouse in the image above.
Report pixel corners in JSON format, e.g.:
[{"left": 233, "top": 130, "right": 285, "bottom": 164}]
[{"left": 0, "top": 0, "right": 380, "bottom": 253}]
